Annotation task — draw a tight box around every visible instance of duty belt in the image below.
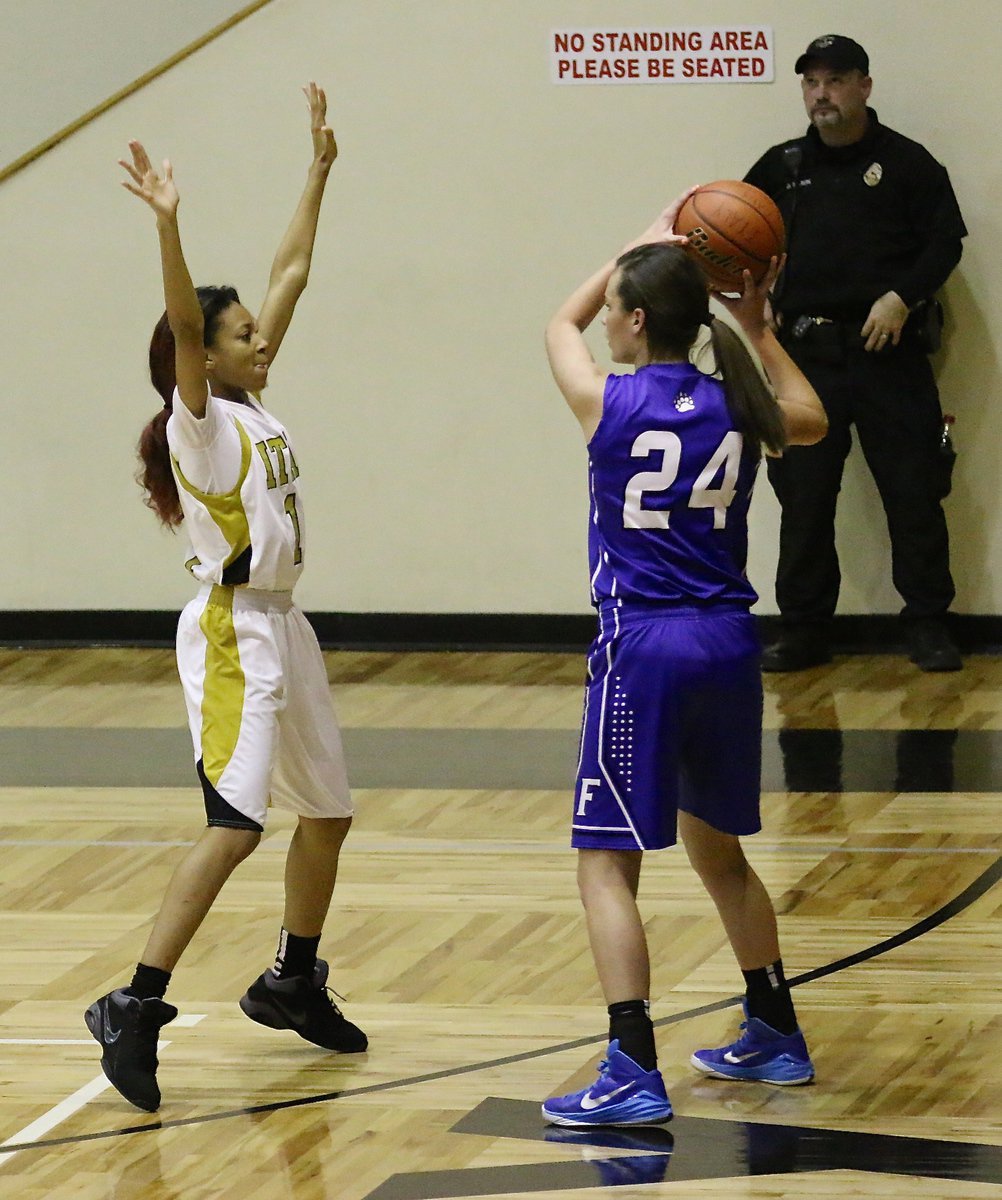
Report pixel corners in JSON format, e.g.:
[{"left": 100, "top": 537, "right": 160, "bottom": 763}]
[{"left": 785, "top": 315, "right": 863, "bottom": 341}]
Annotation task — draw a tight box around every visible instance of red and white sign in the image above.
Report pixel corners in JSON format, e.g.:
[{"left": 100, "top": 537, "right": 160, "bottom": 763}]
[{"left": 551, "top": 27, "right": 774, "bottom": 85}]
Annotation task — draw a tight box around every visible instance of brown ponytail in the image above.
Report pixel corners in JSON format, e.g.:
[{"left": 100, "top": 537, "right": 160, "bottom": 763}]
[
  {"left": 707, "top": 321, "right": 787, "bottom": 457},
  {"left": 137, "top": 407, "right": 183, "bottom": 527},
  {"left": 136, "top": 311, "right": 183, "bottom": 527},
  {"left": 615, "top": 245, "right": 787, "bottom": 457},
  {"left": 135, "top": 285, "right": 241, "bottom": 528}
]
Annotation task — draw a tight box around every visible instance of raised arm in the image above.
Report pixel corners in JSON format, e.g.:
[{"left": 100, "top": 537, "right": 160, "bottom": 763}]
[
  {"left": 255, "top": 83, "right": 338, "bottom": 363},
  {"left": 120, "top": 141, "right": 208, "bottom": 417},
  {"left": 543, "top": 258, "right": 619, "bottom": 438},
  {"left": 545, "top": 190, "right": 696, "bottom": 441},
  {"left": 716, "top": 262, "right": 828, "bottom": 446}
]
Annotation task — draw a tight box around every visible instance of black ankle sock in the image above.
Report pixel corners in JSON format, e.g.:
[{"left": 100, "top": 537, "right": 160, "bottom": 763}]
[
  {"left": 742, "top": 961, "right": 798, "bottom": 1035},
  {"left": 127, "top": 963, "right": 172, "bottom": 1001},
  {"left": 608, "top": 1000, "right": 657, "bottom": 1071},
  {"left": 274, "top": 929, "right": 321, "bottom": 980}
]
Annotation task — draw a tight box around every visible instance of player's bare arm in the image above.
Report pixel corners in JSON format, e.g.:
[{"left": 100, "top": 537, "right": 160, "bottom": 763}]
[
  {"left": 256, "top": 83, "right": 338, "bottom": 363},
  {"left": 120, "top": 141, "right": 208, "bottom": 418},
  {"left": 544, "top": 263, "right": 615, "bottom": 440},
  {"left": 545, "top": 189, "right": 696, "bottom": 441}
]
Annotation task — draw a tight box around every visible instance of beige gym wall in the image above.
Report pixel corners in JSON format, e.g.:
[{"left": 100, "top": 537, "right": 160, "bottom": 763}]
[{"left": 1, "top": 0, "right": 996, "bottom": 616}]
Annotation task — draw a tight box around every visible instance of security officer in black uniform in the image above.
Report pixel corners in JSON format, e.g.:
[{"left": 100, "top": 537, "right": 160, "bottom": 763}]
[{"left": 745, "top": 35, "right": 967, "bottom": 671}]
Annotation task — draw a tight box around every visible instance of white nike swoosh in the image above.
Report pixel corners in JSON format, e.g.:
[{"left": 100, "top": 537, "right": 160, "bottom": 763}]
[
  {"left": 723, "top": 1050, "right": 757, "bottom": 1063},
  {"left": 579, "top": 1082, "right": 634, "bottom": 1110},
  {"left": 100, "top": 1008, "right": 121, "bottom": 1045}
]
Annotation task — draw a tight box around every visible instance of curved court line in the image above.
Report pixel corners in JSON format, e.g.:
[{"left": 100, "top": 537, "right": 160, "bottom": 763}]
[{"left": 2, "top": 851, "right": 999, "bottom": 1157}]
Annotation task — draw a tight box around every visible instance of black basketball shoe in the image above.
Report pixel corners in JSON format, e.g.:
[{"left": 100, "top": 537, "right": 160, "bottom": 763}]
[
  {"left": 239, "top": 958, "right": 367, "bottom": 1052},
  {"left": 84, "top": 988, "right": 178, "bottom": 1111}
]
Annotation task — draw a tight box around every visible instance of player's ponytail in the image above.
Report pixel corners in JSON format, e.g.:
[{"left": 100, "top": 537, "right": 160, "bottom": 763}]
[
  {"left": 137, "top": 286, "right": 241, "bottom": 527},
  {"left": 706, "top": 321, "right": 787, "bottom": 457},
  {"left": 137, "top": 406, "right": 182, "bottom": 527}
]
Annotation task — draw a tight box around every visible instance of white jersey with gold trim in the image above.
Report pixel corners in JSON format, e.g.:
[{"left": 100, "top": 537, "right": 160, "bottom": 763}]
[{"left": 166, "top": 387, "right": 305, "bottom": 591}]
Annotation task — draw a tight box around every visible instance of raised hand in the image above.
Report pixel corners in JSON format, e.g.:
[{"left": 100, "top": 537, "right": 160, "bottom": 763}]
[
  {"left": 627, "top": 185, "right": 701, "bottom": 251},
  {"left": 119, "top": 141, "right": 179, "bottom": 220},
  {"left": 715, "top": 256, "right": 784, "bottom": 337},
  {"left": 303, "top": 82, "right": 337, "bottom": 169}
]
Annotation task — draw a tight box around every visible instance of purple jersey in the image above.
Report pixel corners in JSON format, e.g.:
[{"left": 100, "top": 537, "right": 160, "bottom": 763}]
[{"left": 587, "top": 363, "right": 759, "bottom": 608}]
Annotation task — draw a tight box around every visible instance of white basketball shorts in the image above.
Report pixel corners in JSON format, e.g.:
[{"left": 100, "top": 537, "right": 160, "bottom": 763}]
[{"left": 176, "top": 584, "right": 353, "bottom": 831}]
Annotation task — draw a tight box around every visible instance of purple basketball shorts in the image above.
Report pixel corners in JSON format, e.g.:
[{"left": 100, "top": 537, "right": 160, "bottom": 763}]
[{"left": 572, "top": 605, "right": 763, "bottom": 851}]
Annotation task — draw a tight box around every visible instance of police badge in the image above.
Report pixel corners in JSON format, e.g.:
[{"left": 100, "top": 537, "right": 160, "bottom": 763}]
[{"left": 864, "top": 162, "right": 883, "bottom": 187}]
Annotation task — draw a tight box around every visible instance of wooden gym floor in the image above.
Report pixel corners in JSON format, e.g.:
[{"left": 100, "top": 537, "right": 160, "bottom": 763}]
[{"left": 0, "top": 646, "right": 999, "bottom": 1199}]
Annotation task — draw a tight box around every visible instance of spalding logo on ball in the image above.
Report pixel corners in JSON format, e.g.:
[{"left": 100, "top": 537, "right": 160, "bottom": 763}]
[{"left": 674, "top": 181, "right": 785, "bottom": 291}]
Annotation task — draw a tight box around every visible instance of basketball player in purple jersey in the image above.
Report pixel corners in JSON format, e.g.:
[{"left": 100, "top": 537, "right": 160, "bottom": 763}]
[{"left": 541, "top": 192, "right": 828, "bottom": 1126}]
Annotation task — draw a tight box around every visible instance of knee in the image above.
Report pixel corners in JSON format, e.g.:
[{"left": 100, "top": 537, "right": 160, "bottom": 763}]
[
  {"left": 576, "top": 850, "right": 640, "bottom": 907},
  {"left": 576, "top": 870, "right": 601, "bottom": 907},
  {"left": 298, "top": 815, "right": 352, "bottom": 850},
  {"left": 209, "top": 826, "right": 261, "bottom": 868},
  {"left": 686, "top": 839, "right": 749, "bottom": 890},
  {"left": 709, "top": 856, "right": 750, "bottom": 892}
]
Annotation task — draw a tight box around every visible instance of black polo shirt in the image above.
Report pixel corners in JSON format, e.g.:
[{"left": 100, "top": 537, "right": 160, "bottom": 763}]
[{"left": 745, "top": 108, "right": 966, "bottom": 320}]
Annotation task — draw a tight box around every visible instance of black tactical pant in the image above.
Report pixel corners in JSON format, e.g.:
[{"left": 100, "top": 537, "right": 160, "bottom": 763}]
[{"left": 766, "top": 323, "right": 955, "bottom": 624}]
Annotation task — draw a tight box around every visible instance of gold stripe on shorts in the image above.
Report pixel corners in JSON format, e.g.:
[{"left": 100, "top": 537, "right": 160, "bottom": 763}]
[{"left": 198, "top": 585, "right": 245, "bottom": 787}]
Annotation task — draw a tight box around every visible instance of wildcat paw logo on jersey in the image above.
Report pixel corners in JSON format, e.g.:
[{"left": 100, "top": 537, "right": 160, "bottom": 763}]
[
  {"left": 863, "top": 162, "right": 883, "bottom": 187},
  {"left": 674, "top": 392, "right": 695, "bottom": 412}
]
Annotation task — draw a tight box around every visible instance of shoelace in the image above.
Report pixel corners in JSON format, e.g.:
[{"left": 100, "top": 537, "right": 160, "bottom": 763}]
[
  {"left": 732, "top": 1021, "right": 751, "bottom": 1047},
  {"left": 131, "top": 1012, "right": 166, "bottom": 1067},
  {"left": 320, "top": 985, "right": 348, "bottom": 1014}
]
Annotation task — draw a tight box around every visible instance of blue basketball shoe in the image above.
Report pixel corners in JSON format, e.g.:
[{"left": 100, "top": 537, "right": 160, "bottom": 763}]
[
  {"left": 542, "top": 1041, "right": 672, "bottom": 1126},
  {"left": 690, "top": 1007, "right": 814, "bottom": 1085}
]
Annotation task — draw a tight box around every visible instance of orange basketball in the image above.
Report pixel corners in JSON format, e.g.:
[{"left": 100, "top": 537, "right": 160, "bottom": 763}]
[{"left": 674, "top": 180, "right": 785, "bottom": 291}]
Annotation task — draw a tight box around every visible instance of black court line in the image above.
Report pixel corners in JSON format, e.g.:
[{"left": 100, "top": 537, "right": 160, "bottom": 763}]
[
  {"left": 3, "top": 851, "right": 999, "bottom": 1159},
  {"left": 371, "top": 1098, "right": 1001, "bottom": 1199}
]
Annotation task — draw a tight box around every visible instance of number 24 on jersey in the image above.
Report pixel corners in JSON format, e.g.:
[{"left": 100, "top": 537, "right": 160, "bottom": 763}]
[{"left": 623, "top": 430, "right": 743, "bottom": 531}]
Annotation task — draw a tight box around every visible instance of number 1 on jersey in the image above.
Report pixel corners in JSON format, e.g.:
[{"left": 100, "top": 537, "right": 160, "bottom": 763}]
[{"left": 284, "top": 493, "right": 303, "bottom": 564}]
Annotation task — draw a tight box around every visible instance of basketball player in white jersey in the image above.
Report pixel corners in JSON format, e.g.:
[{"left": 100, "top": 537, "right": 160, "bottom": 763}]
[{"left": 85, "top": 85, "right": 365, "bottom": 1112}]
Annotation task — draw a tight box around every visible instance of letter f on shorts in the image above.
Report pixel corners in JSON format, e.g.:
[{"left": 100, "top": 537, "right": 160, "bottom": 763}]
[{"left": 577, "top": 777, "right": 602, "bottom": 815}]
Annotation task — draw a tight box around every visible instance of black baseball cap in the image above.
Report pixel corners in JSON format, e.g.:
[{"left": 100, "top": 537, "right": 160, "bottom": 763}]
[{"left": 795, "top": 34, "right": 869, "bottom": 75}]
